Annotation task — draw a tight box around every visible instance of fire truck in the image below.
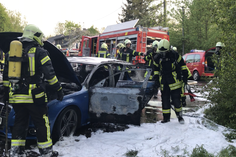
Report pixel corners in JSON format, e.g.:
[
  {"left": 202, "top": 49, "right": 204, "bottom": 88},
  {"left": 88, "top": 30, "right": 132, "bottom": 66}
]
[{"left": 79, "top": 19, "right": 169, "bottom": 65}]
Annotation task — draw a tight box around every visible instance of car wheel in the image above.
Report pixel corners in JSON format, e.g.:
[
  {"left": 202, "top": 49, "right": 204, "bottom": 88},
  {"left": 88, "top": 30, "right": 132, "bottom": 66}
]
[
  {"left": 52, "top": 107, "right": 80, "bottom": 142},
  {"left": 193, "top": 71, "right": 200, "bottom": 81}
]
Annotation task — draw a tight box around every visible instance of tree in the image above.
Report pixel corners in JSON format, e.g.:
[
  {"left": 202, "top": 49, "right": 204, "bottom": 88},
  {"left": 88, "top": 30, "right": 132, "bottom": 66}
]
[
  {"left": 169, "top": 0, "right": 219, "bottom": 54},
  {"left": 7, "top": 10, "right": 27, "bottom": 32},
  {"left": 87, "top": 25, "right": 99, "bottom": 35},
  {"left": 119, "top": 0, "right": 163, "bottom": 27},
  {"left": 54, "top": 20, "right": 81, "bottom": 35},
  {"left": 204, "top": 0, "right": 236, "bottom": 129},
  {"left": 0, "top": 3, "right": 11, "bottom": 32}
]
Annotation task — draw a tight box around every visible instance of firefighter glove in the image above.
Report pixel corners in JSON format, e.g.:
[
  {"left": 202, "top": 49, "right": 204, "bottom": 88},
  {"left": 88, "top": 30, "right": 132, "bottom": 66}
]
[
  {"left": 57, "top": 88, "right": 64, "bottom": 101},
  {"left": 3, "top": 87, "right": 9, "bottom": 102}
]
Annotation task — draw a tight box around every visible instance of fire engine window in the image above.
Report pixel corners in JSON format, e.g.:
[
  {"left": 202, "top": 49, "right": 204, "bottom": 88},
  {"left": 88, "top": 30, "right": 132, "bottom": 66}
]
[
  {"left": 194, "top": 54, "right": 201, "bottom": 62},
  {"left": 83, "top": 41, "right": 86, "bottom": 48},
  {"left": 186, "top": 54, "right": 195, "bottom": 63}
]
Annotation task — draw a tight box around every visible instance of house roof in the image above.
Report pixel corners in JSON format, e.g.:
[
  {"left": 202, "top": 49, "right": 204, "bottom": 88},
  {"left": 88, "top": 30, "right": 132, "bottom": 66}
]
[{"left": 47, "top": 34, "right": 64, "bottom": 43}]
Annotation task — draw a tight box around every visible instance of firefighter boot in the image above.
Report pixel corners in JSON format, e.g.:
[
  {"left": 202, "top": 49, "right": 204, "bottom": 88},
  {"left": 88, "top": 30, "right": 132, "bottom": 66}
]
[
  {"left": 161, "top": 113, "right": 170, "bottom": 123},
  {"left": 39, "top": 146, "right": 58, "bottom": 157},
  {"left": 176, "top": 111, "right": 184, "bottom": 124},
  {"left": 10, "top": 146, "right": 26, "bottom": 157}
]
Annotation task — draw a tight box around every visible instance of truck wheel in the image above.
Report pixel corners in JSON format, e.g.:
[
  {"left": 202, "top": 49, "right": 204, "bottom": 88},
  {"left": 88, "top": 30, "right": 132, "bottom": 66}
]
[{"left": 193, "top": 71, "right": 200, "bottom": 81}]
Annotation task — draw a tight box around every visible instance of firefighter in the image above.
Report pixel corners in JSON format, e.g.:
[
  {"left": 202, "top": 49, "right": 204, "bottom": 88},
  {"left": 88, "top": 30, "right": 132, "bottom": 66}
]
[
  {"left": 215, "top": 42, "right": 225, "bottom": 55},
  {"left": 116, "top": 43, "right": 125, "bottom": 59},
  {"left": 153, "top": 39, "right": 188, "bottom": 124},
  {"left": 173, "top": 47, "right": 177, "bottom": 52},
  {"left": 56, "top": 44, "right": 61, "bottom": 49},
  {"left": 3, "top": 24, "right": 63, "bottom": 157},
  {"left": 96, "top": 43, "right": 110, "bottom": 58},
  {"left": 144, "top": 40, "right": 159, "bottom": 98},
  {"left": 181, "top": 67, "right": 192, "bottom": 107},
  {"left": 117, "top": 39, "right": 144, "bottom": 62}
]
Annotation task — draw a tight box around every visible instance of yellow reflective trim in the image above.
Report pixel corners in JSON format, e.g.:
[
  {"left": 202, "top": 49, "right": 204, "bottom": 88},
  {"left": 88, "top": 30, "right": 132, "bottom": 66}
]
[
  {"left": 132, "top": 50, "right": 135, "bottom": 56},
  {"left": 47, "top": 76, "right": 58, "bottom": 85},
  {"left": 11, "top": 139, "right": 26, "bottom": 146},
  {"left": 57, "top": 86, "right": 62, "bottom": 91},
  {"left": 175, "top": 107, "right": 182, "bottom": 112},
  {"left": 41, "top": 56, "right": 50, "bottom": 65},
  {"left": 126, "top": 54, "right": 129, "bottom": 62},
  {"left": 28, "top": 47, "right": 36, "bottom": 53},
  {"left": 38, "top": 140, "right": 52, "bottom": 149},
  {"left": 154, "top": 71, "right": 159, "bottom": 75},
  {"left": 181, "top": 65, "right": 187, "bottom": 70},
  {"left": 153, "top": 61, "right": 158, "bottom": 67},
  {"left": 42, "top": 114, "right": 52, "bottom": 146},
  {"left": 162, "top": 109, "right": 171, "bottom": 114},
  {"left": 35, "top": 92, "right": 45, "bottom": 98},
  {"left": 3, "top": 80, "right": 10, "bottom": 87},
  {"left": 177, "top": 55, "right": 181, "bottom": 62}
]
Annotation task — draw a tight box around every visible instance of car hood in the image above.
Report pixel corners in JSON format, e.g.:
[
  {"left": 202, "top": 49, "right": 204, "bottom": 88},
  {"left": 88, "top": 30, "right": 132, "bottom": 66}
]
[{"left": 0, "top": 32, "right": 81, "bottom": 87}]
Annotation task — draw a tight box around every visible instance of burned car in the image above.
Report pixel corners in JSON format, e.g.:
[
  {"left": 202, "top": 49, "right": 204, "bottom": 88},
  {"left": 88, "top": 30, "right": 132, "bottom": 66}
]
[{"left": 0, "top": 32, "right": 155, "bottom": 141}]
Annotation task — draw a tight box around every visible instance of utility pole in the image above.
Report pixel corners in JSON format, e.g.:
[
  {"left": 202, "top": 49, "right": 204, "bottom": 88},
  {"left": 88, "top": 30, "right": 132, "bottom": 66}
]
[
  {"left": 182, "top": 6, "right": 185, "bottom": 55},
  {"left": 163, "top": 0, "right": 166, "bottom": 27}
]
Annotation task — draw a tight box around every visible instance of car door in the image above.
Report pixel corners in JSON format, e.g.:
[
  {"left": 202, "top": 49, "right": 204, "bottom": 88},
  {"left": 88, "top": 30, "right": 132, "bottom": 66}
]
[
  {"left": 185, "top": 54, "right": 195, "bottom": 74},
  {"left": 87, "top": 63, "right": 152, "bottom": 125}
]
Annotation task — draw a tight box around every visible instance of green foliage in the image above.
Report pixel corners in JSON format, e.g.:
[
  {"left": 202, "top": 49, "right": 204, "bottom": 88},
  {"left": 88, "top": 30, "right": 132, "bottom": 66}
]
[
  {"left": 0, "top": 3, "right": 27, "bottom": 32},
  {"left": 223, "top": 131, "right": 236, "bottom": 143},
  {"left": 0, "top": 3, "right": 11, "bottom": 32},
  {"left": 190, "top": 145, "right": 214, "bottom": 157},
  {"left": 169, "top": 0, "right": 219, "bottom": 54},
  {"left": 87, "top": 25, "right": 99, "bottom": 35},
  {"left": 119, "top": 0, "right": 163, "bottom": 27},
  {"left": 204, "top": 0, "right": 236, "bottom": 131},
  {"left": 54, "top": 20, "right": 81, "bottom": 35},
  {"left": 217, "top": 145, "right": 236, "bottom": 157},
  {"left": 125, "top": 150, "right": 138, "bottom": 157}
]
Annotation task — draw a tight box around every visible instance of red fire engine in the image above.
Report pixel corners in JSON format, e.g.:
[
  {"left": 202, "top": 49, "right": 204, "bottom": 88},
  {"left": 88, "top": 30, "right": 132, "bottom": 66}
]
[{"left": 79, "top": 19, "right": 169, "bottom": 65}]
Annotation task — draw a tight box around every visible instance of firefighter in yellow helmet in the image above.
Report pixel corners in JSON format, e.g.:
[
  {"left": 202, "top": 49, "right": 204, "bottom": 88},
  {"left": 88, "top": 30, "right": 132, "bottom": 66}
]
[
  {"left": 215, "top": 42, "right": 225, "bottom": 55},
  {"left": 173, "top": 47, "right": 177, "bottom": 52},
  {"left": 153, "top": 39, "right": 188, "bottom": 124},
  {"left": 56, "top": 44, "right": 62, "bottom": 50},
  {"left": 3, "top": 24, "right": 63, "bottom": 157},
  {"left": 117, "top": 39, "right": 144, "bottom": 62},
  {"left": 116, "top": 43, "right": 125, "bottom": 59},
  {"left": 96, "top": 43, "right": 110, "bottom": 58},
  {"left": 144, "top": 40, "right": 159, "bottom": 98}
]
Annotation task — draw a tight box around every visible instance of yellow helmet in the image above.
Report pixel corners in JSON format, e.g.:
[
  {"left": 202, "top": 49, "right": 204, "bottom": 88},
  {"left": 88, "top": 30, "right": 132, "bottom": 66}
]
[
  {"left": 124, "top": 39, "right": 132, "bottom": 45},
  {"left": 158, "top": 39, "right": 170, "bottom": 52},
  {"left": 173, "top": 47, "right": 177, "bottom": 51},
  {"left": 116, "top": 43, "right": 125, "bottom": 49},
  {"left": 56, "top": 44, "right": 61, "bottom": 49},
  {"left": 101, "top": 43, "right": 108, "bottom": 50},
  {"left": 21, "top": 24, "right": 45, "bottom": 46},
  {"left": 216, "top": 42, "right": 225, "bottom": 47},
  {"left": 152, "top": 40, "right": 159, "bottom": 48}
]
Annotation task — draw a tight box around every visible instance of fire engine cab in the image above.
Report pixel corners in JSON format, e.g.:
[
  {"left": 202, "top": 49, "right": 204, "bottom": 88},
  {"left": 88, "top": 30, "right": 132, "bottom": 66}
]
[{"left": 79, "top": 19, "right": 169, "bottom": 65}]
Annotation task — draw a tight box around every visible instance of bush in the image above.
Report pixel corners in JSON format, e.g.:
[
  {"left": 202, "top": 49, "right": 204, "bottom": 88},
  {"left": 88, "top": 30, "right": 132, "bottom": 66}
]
[{"left": 190, "top": 145, "right": 214, "bottom": 157}]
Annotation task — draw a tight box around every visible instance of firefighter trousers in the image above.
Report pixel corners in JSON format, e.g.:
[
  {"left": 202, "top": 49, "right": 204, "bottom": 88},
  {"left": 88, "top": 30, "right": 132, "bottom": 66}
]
[
  {"left": 161, "top": 83, "right": 182, "bottom": 120},
  {"left": 11, "top": 103, "right": 52, "bottom": 154}
]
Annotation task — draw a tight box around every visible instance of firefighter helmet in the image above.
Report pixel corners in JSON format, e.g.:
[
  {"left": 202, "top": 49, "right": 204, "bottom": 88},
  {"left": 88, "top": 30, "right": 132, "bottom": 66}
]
[
  {"left": 158, "top": 39, "right": 170, "bottom": 52},
  {"left": 56, "top": 44, "right": 61, "bottom": 49},
  {"left": 21, "top": 24, "right": 45, "bottom": 46},
  {"left": 124, "top": 39, "right": 132, "bottom": 45},
  {"left": 101, "top": 43, "right": 108, "bottom": 50},
  {"left": 116, "top": 43, "right": 125, "bottom": 49},
  {"left": 216, "top": 42, "right": 225, "bottom": 47},
  {"left": 173, "top": 47, "right": 177, "bottom": 51},
  {"left": 152, "top": 40, "right": 159, "bottom": 48}
]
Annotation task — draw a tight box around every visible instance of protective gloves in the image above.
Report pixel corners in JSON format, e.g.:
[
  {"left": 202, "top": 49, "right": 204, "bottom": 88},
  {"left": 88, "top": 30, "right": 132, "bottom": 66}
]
[{"left": 57, "top": 88, "right": 64, "bottom": 101}]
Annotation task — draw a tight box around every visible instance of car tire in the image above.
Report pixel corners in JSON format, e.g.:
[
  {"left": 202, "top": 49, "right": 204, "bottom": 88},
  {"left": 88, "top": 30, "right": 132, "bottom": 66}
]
[
  {"left": 52, "top": 106, "right": 80, "bottom": 143},
  {"left": 193, "top": 71, "right": 200, "bottom": 81}
]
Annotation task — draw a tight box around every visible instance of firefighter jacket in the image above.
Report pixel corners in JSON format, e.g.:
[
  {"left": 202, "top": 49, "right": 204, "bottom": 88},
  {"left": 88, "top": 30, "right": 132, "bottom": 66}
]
[
  {"left": 3, "top": 42, "right": 62, "bottom": 104},
  {"left": 117, "top": 47, "right": 142, "bottom": 63},
  {"left": 144, "top": 48, "right": 158, "bottom": 79},
  {"left": 153, "top": 50, "right": 188, "bottom": 91},
  {"left": 96, "top": 48, "right": 110, "bottom": 58}
]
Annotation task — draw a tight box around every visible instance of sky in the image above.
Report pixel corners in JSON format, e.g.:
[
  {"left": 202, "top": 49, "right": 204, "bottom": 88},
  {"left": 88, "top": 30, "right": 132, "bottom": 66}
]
[{"left": 1, "top": 0, "right": 125, "bottom": 37}]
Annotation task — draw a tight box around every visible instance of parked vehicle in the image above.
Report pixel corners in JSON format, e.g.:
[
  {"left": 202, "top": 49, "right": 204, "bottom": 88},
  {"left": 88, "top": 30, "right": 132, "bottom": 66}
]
[
  {"left": 182, "top": 48, "right": 216, "bottom": 81},
  {"left": 0, "top": 32, "right": 155, "bottom": 142},
  {"left": 78, "top": 19, "right": 169, "bottom": 66}
]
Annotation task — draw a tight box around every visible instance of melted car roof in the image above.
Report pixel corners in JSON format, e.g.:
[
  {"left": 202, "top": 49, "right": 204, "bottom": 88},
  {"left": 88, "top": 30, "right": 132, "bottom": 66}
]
[{"left": 67, "top": 57, "right": 133, "bottom": 66}]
